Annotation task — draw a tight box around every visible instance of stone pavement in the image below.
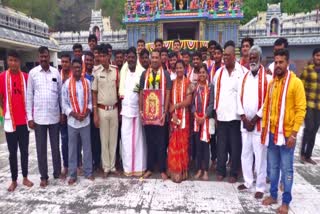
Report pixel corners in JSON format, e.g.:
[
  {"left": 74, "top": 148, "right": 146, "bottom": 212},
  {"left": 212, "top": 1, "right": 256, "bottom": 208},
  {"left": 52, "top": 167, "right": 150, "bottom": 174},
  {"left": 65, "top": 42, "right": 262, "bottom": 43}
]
[{"left": 0, "top": 129, "right": 319, "bottom": 214}]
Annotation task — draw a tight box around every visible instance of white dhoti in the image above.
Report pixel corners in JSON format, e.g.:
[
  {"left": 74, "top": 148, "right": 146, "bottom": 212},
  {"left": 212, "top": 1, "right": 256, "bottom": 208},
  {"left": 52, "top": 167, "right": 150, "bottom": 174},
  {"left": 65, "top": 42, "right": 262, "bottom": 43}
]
[
  {"left": 241, "top": 132, "right": 267, "bottom": 192},
  {"left": 121, "top": 115, "right": 146, "bottom": 176}
]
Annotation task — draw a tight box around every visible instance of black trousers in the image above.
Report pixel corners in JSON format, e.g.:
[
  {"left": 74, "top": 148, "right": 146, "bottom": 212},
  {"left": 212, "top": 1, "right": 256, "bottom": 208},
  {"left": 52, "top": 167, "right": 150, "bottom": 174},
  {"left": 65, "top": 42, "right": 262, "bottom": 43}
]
[
  {"left": 210, "top": 133, "right": 217, "bottom": 162},
  {"left": 216, "top": 120, "right": 242, "bottom": 178},
  {"left": 195, "top": 132, "right": 210, "bottom": 171},
  {"left": 301, "top": 108, "right": 320, "bottom": 159},
  {"left": 34, "top": 123, "right": 61, "bottom": 180},
  {"left": 90, "top": 114, "right": 101, "bottom": 169},
  {"left": 144, "top": 125, "right": 167, "bottom": 173},
  {"left": 5, "top": 125, "right": 29, "bottom": 181}
]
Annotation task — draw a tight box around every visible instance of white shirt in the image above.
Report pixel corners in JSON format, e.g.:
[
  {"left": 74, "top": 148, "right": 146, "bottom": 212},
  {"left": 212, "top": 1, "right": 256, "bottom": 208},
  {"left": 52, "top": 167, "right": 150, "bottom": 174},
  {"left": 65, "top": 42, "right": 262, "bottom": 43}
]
[
  {"left": 237, "top": 69, "right": 271, "bottom": 133},
  {"left": 62, "top": 78, "right": 92, "bottom": 129},
  {"left": 121, "top": 70, "right": 140, "bottom": 117},
  {"left": 204, "top": 59, "right": 215, "bottom": 70},
  {"left": 26, "top": 65, "right": 62, "bottom": 125},
  {"left": 188, "top": 69, "right": 199, "bottom": 84},
  {"left": 170, "top": 72, "right": 177, "bottom": 81},
  {"left": 214, "top": 64, "right": 247, "bottom": 122}
]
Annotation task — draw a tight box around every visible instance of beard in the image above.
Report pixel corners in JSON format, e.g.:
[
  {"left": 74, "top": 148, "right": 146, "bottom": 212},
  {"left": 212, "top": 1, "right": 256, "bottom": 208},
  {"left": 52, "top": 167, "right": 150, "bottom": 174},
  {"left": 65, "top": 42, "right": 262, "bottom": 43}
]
[{"left": 249, "top": 62, "right": 260, "bottom": 71}]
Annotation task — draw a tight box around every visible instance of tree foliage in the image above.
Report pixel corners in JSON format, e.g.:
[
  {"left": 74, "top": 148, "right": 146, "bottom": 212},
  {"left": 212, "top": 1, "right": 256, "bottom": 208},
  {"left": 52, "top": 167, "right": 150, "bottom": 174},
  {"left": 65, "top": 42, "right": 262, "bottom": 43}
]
[
  {"left": 2, "top": 0, "right": 60, "bottom": 27},
  {"left": 100, "top": 0, "right": 126, "bottom": 29},
  {"left": 242, "top": 0, "right": 319, "bottom": 24},
  {"left": 2, "top": 0, "right": 319, "bottom": 29}
]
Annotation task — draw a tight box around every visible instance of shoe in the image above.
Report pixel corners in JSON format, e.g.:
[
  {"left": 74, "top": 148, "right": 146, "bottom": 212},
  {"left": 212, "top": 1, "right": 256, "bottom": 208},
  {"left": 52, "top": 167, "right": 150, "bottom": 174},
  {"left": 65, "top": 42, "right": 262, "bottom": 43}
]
[
  {"left": 216, "top": 175, "right": 224, "bottom": 181},
  {"left": 68, "top": 178, "right": 77, "bottom": 185},
  {"left": 40, "top": 179, "right": 49, "bottom": 188},
  {"left": 254, "top": 192, "right": 264, "bottom": 199},
  {"left": 228, "top": 176, "right": 237, "bottom": 183},
  {"left": 237, "top": 184, "right": 248, "bottom": 191},
  {"left": 305, "top": 158, "right": 317, "bottom": 165}
]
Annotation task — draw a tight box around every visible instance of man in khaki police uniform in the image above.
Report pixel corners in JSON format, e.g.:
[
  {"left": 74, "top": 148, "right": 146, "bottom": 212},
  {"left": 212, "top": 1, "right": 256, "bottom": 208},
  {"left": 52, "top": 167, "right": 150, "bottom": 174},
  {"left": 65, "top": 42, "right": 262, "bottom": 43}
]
[{"left": 92, "top": 44, "right": 119, "bottom": 177}]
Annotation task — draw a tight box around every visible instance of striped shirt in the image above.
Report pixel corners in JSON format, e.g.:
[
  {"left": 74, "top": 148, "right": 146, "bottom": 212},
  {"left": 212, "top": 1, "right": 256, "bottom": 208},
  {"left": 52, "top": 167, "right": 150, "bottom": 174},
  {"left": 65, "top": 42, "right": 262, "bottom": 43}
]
[
  {"left": 300, "top": 64, "right": 320, "bottom": 110},
  {"left": 26, "top": 65, "right": 62, "bottom": 125}
]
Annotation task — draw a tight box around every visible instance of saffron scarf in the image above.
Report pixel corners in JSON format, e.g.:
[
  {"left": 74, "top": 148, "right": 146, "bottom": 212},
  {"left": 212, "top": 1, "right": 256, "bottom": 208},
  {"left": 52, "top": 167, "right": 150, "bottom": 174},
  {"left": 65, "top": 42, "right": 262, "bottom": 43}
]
[
  {"left": 144, "top": 67, "right": 166, "bottom": 112},
  {"left": 240, "top": 65, "right": 268, "bottom": 131},
  {"left": 172, "top": 76, "right": 187, "bottom": 129},
  {"left": 68, "top": 77, "right": 89, "bottom": 115},
  {"left": 209, "top": 62, "right": 224, "bottom": 83},
  {"left": 4, "top": 70, "right": 27, "bottom": 132},
  {"left": 194, "top": 82, "right": 210, "bottom": 142},
  {"left": 261, "top": 71, "right": 291, "bottom": 146}
]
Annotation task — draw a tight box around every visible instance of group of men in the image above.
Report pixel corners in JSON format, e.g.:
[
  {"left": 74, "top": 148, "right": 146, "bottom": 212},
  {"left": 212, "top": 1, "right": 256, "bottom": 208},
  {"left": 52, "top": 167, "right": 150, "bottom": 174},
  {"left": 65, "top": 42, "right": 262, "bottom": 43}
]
[{"left": 1, "top": 33, "right": 320, "bottom": 214}]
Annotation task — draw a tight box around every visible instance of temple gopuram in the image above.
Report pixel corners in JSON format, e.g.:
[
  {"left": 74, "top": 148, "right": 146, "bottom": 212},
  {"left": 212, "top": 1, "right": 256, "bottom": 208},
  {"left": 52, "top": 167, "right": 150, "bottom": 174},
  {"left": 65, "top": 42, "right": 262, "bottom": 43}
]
[{"left": 123, "top": 0, "right": 243, "bottom": 50}]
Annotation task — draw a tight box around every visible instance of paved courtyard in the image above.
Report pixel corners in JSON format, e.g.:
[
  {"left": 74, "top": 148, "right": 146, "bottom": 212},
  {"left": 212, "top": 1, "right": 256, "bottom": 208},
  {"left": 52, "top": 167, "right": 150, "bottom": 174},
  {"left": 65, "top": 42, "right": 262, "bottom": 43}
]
[{"left": 0, "top": 128, "right": 319, "bottom": 214}]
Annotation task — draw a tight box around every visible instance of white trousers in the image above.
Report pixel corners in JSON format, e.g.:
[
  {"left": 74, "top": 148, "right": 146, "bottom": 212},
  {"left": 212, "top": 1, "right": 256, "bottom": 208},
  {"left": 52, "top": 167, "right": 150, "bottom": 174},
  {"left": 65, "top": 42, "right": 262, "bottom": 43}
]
[
  {"left": 241, "top": 132, "right": 267, "bottom": 192},
  {"left": 121, "top": 116, "right": 147, "bottom": 176}
]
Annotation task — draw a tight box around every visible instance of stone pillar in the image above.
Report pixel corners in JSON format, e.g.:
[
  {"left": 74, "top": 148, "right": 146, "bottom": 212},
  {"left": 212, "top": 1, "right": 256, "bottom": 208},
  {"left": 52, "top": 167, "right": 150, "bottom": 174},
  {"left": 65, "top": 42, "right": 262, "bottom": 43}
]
[
  {"left": 157, "top": 22, "right": 163, "bottom": 39},
  {"left": 199, "top": 21, "right": 205, "bottom": 41}
]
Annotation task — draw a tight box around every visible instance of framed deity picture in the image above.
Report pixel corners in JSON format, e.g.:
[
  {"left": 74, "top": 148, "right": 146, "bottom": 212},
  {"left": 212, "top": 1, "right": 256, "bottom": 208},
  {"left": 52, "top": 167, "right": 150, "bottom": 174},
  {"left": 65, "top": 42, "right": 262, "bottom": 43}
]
[{"left": 143, "top": 89, "right": 163, "bottom": 125}]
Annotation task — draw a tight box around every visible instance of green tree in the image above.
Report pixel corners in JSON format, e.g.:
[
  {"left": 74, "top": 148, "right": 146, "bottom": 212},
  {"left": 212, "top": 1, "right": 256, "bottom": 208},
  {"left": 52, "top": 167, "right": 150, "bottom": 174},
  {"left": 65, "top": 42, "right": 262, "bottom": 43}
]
[
  {"left": 101, "top": 0, "right": 126, "bottom": 29},
  {"left": 2, "top": 0, "right": 60, "bottom": 27},
  {"left": 241, "top": 0, "right": 268, "bottom": 24}
]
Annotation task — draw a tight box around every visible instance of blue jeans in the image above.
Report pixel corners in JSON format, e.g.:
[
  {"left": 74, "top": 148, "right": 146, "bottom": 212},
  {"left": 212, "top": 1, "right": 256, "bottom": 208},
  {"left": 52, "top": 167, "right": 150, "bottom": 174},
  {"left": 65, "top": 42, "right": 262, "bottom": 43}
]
[
  {"left": 68, "top": 125, "right": 93, "bottom": 179},
  {"left": 60, "top": 124, "right": 68, "bottom": 168},
  {"left": 268, "top": 133, "right": 295, "bottom": 205}
]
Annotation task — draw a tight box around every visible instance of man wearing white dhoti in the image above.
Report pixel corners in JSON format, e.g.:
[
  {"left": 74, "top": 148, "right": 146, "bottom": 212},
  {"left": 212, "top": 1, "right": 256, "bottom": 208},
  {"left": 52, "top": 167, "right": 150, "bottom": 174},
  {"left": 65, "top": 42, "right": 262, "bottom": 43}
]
[
  {"left": 119, "top": 47, "right": 147, "bottom": 176},
  {"left": 237, "top": 45, "right": 271, "bottom": 199}
]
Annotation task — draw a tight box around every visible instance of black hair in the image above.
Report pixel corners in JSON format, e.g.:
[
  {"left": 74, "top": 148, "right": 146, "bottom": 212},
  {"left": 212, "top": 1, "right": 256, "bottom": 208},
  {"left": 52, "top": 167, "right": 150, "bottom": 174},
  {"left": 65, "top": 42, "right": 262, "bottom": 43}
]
[
  {"left": 224, "top": 40, "right": 235, "bottom": 49},
  {"left": 175, "top": 59, "right": 186, "bottom": 68},
  {"left": 72, "top": 43, "right": 83, "bottom": 51},
  {"left": 192, "top": 51, "right": 202, "bottom": 59},
  {"left": 126, "top": 47, "right": 137, "bottom": 56},
  {"left": 60, "top": 53, "right": 71, "bottom": 60},
  {"left": 99, "top": 43, "right": 109, "bottom": 54},
  {"left": 274, "top": 48, "right": 290, "bottom": 61},
  {"left": 168, "top": 51, "right": 178, "bottom": 58},
  {"left": 181, "top": 49, "right": 190, "bottom": 56},
  {"left": 38, "top": 46, "right": 49, "bottom": 54},
  {"left": 72, "top": 58, "right": 82, "bottom": 65},
  {"left": 241, "top": 37, "right": 254, "bottom": 47},
  {"left": 88, "top": 34, "right": 98, "bottom": 43},
  {"left": 313, "top": 48, "right": 320, "bottom": 56},
  {"left": 215, "top": 44, "right": 223, "bottom": 53},
  {"left": 173, "top": 39, "right": 181, "bottom": 45},
  {"left": 199, "top": 63, "right": 208, "bottom": 73},
  {"left": 160, "top": 47, "right": 168, "bottom": 54},
  {"left": 151, "top": 49, "right": 161, "bottom": 56},
  {"left": 137, "top": 39, "right": 145, "bottom": 45},
  {"left": 274, "top": 37, "right": 288, "bottom": 48},
  {"left": 199, "top": 46, "right": 208, "bottom": 52},
  {"left": 93, "top": 45, "right": 100, "bottom": 52},
  {"left": 208, "top": 40, "right": 218, "bottom": 48},
  {"left": 140, "top": 48, "right": 149, "bottom": 57},
  {"left": 154, "top": 38, "right": 164, "bottom": 45},
  {"left": 7, "top": 50, "right": 20, "bottom": 59},
  {"left": 115, "top": 50, "right": 125, "bottom": 56},
  {"left": 105, "top": 43, "right": 112, "bottom": 50},
  {"left": 84, "top": 51, "right": 94, "bottom": 58}
]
